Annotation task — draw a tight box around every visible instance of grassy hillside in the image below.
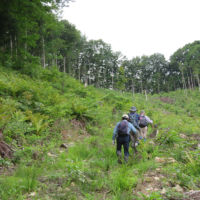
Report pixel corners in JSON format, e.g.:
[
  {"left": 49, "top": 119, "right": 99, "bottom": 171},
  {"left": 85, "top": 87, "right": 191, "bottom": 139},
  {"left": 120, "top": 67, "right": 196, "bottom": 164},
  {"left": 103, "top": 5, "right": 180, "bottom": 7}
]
[{"left": 1, "top": 66, "right": 200, "bottom": 200}]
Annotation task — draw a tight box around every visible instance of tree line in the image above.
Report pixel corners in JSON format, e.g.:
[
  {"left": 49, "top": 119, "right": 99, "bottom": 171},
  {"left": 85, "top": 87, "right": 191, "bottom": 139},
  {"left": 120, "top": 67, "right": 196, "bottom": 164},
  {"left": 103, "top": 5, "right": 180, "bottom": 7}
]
[{"left": 1, "top": 0, "right": 200, "bottom": 94}]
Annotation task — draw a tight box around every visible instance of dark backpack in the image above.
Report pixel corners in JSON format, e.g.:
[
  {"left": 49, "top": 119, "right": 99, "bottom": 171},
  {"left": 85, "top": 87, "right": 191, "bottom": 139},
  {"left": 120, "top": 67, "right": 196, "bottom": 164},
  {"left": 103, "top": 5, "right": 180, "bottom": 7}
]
[
  {"left": 139, "top": 115, "right": 148, "bottom": 127},
  {"left": 128, "top": 113, "right": 137, "bottom": 127},
  {"left": 117, "top": 121, "right": 128, "bottom": 137}
]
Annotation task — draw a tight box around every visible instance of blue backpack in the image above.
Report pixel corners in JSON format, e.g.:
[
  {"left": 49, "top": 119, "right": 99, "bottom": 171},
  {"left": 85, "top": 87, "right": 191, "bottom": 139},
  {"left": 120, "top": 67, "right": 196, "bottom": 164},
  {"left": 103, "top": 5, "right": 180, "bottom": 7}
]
[{"left": 117, "top": 121, "right": 128, "bottom": 137}]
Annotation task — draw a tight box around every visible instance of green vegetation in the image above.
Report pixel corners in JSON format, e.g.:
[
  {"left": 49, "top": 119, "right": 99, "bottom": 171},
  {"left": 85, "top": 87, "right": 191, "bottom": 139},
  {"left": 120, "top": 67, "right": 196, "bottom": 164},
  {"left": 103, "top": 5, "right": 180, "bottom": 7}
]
[
  {"left": 0, "top": 65, "right": 200, "bottom": 200},
  {"left": 1, "top": 1, "right": 200, "bottom": 199},
  {"left": 1, "top": 0, "right": 200, "bottom": 95}
]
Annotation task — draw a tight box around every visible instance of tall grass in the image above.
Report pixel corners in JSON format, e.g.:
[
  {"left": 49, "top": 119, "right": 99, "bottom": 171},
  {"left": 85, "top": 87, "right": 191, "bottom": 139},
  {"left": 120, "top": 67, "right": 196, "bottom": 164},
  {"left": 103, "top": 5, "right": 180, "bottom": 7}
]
[{"left": 15, "top": 164, "right": 41, "bottom": 191}]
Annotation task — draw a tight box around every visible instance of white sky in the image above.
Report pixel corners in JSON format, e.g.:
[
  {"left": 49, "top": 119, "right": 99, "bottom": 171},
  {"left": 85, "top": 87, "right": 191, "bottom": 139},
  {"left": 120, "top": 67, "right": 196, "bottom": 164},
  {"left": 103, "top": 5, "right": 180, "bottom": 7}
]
[{"left": 63, "top": 0, "right": 200, "bottom": 61}]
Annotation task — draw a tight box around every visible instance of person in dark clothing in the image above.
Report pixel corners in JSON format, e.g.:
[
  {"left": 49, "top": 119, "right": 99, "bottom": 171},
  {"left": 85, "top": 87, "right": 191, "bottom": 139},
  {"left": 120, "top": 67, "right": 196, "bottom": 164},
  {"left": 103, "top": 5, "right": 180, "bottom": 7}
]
[
  {"left": 112, "top": 114, "right": 137, "bottom": 163},
  {"left": 128, "top": 106, "right": 140, "bottom": 150}
]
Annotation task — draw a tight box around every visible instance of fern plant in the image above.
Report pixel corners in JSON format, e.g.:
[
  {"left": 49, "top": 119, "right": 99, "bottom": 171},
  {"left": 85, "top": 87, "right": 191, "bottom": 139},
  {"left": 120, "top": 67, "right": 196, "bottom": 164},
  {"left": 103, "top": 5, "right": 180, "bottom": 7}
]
[
  {"left": 0, "top": 99, "right": 15, "bottom": 129},
  {"left": 71, "top": 102, "right": 88, "bottom": 119},
  {"left": 25, "top": 111, "right": 49, "bottom": 135}
]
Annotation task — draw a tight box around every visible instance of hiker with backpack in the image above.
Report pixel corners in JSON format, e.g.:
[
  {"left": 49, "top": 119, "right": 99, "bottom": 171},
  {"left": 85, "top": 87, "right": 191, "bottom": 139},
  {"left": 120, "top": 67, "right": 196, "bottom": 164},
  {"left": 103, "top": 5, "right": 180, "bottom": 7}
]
[
  {"left": 112, "top": 114, "right": 137, "bottom": 164},
  {"left": 128, "top": 106, "right": 140, "bottom": 150},
  {"left": 139, "top": 110, "right": 153, "bottom": 142}
]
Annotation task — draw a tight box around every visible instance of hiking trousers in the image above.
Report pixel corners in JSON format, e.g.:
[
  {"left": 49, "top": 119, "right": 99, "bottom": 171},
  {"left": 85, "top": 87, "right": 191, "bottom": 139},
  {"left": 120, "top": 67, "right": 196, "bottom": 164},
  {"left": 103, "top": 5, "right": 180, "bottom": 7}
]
[
  {"left": 139, "top": 126, "right": 148, "bottom": 138},
  {"left": 116, "top": 135, "right": 130, "bottom": 156},
  {"left": 130, "top": 129, "right": 139, "bottom": 148}
]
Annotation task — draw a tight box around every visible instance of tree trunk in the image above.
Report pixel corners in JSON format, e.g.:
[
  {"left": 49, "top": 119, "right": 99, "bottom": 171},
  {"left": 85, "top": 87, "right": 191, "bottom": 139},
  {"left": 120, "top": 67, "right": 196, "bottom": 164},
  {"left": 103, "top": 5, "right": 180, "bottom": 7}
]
[
  {"left": 112, "top": 67, "right": 114, "bottom": 89},
  {"left": 196, "top": 75, "right": 200, "bottom": 92},
  {"left": 96, "top": 64, "right": 99, "bottom": 88},
  {"left": 78, "top": 57, "right": 80, "bottom": 81},
  {"left": 88, "top": 61, "right": 91, "bottom": 86},
  {"left": 189, "top": 67, "right": 194, "bottom": 89},
  {"left": 84, "top": 57, "right": 87, "bottom": 87},
  {"left": 63, "top": 56, "right": 66, "bottom": 73},
  {"left": 181, "top": 69, "right": 187, "bottom": 96},
  {"left": 52, "top": 38, "right": 54, "bottom": 66},
  {"left": 104, "top": 61, "right": 108, "bottom": 88},
  {"left": 132, "top": 79, "right": 135, "bottom": 97},
  {"left": 43, "top": 36, "right": 45, "bottom": 69},
  {"left": 187, "top": 72, "right": 191, "bottom": 91},
  {"left": 145, "top": 90, "right": 147, "bottom": 101},
  {"left": 10, "top": 35, "right": 12, "bottom": 58},
  {"left": 15, "top": 36, "right": 17, "bottom": 59}
]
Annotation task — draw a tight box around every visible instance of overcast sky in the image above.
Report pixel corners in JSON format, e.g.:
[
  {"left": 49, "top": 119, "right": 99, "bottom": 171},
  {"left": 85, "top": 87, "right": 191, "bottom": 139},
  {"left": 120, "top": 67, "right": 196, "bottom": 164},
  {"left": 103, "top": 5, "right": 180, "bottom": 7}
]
[{"left": 63, "top": 0, "right": 200, "bottom": 61}]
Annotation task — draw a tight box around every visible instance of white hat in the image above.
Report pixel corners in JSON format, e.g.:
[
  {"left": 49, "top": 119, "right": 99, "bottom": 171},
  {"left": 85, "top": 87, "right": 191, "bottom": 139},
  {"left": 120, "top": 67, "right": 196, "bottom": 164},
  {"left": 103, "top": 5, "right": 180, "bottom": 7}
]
[{"left": 122, "top": 114, "right": 129, "bottom": 119}]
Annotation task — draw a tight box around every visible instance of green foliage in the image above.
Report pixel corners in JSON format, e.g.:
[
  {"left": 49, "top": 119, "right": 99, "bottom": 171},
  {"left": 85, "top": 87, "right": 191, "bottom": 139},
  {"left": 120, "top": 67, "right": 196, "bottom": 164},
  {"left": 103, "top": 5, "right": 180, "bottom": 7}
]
[
  {"left": 111, "top": 166, "right": 138, "bottom": 191},
  {"left": 157, "top": 129, "right": 180, "bottom": 146},
  {"left": 0, "top": 99, "right": 15, "bottom": 129},
  {"left": 71, "top": 102, "right": 88, "bottom": 119},
  {"left": 23, "top": 111, "right": 49, "bottom": 136},
  {"left": 0, "top": 158, "right": 11, "bottom": 167},
  {"left": 137, "top": 191, "right": 163, "bottom": 200},
  {"left": 15, "top": 165, "right": 40, "bottom": 192},
  {"left": 115, "top": 66, "right": 127, "bottom": 93},
  {"left": 4, "top": 119, "right": 29, "bottom": 143},
  {"left": 2, "top": 57, "right": 200, "bottom": 199}
]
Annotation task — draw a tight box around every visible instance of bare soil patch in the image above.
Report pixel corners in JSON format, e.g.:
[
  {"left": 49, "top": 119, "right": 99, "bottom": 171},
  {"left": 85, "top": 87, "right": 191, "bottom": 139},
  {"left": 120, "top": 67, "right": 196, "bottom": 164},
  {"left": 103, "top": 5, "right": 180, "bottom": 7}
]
[
  {"left": 157, "top": 97, "right": 175, "bottom": 104},
  {"left": 61, "top": 118, "right": 90, "bottom": 142},
  {"left": 191, "top": 133, "right": 200, "bottom": 141}
]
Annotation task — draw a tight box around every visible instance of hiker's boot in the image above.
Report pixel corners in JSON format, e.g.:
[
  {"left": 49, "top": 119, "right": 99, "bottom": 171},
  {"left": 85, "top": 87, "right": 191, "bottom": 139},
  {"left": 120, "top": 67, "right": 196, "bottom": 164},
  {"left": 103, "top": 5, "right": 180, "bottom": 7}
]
[
  {"left": 117, "top": 151, "right": 122, "bottom": 164},
  {"left": 139, "top": 137, "right": 143, "bottom": 140},
  {"left": 117, "top": 154, "right": 122, "bottom": 164},
  {"left": 124, "top": 156, "right": 129, "bottom": 163}
]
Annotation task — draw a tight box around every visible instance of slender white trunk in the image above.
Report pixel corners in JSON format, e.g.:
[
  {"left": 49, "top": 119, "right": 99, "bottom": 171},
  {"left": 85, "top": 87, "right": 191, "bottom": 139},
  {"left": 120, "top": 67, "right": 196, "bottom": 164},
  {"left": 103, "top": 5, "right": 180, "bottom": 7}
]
[
  {"left": 196, "top": 75, "right": 200, "bottom": 92},
  {"left": 145, "top": 90, "right": 147, "bottom": 101},
  {"left": 189, "top": 67, "right": 194, "bottom": 89},
  {"left": 112, "top": 67, "right": 113, "bottom": 89},
  {"left": 132, "top": 79, "right": 135, "bottom": 97},
  {"left": 63, "top": 56, "right": 66, "bottom": 73},
  {"left": 84, "top": 57, "right": 87, "bottom": 87},
  {"left": 78, "top": 58, "right": 80, "bottom": 81},
  {"left": 89, "top": 61, "right": 91, "bottom": 85}
]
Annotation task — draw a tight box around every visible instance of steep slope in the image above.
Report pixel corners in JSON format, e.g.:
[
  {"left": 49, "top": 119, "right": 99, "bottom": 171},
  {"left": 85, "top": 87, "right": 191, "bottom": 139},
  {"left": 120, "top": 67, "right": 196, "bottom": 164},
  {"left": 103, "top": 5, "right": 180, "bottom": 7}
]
[{"left": 0, "top": 66, "right": 200, "bottom": 200}]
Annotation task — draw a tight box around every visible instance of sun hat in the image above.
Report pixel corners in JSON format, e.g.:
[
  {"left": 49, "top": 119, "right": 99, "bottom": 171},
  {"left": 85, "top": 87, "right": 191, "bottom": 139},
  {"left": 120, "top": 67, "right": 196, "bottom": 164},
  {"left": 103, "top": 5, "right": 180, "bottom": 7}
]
[
  {"left": 122, "top": 114, "right": 129, "bottom": 119},
  {"left": 129, "top": 106, "right": 137, "bottom": 112}
]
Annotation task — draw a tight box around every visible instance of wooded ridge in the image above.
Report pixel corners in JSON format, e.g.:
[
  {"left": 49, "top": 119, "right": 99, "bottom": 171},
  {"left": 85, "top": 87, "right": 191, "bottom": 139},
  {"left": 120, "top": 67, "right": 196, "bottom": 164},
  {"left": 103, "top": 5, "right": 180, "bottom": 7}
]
[{"left": 1, "top": 0, "right": 200, "bottom": 94}]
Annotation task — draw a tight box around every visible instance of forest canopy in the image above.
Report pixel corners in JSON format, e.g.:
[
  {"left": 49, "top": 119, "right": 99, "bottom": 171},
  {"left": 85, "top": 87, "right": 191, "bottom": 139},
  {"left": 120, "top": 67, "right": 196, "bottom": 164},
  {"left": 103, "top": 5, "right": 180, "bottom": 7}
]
[{"left": 0, "top": 0, "right": 200, "bottom": 94}]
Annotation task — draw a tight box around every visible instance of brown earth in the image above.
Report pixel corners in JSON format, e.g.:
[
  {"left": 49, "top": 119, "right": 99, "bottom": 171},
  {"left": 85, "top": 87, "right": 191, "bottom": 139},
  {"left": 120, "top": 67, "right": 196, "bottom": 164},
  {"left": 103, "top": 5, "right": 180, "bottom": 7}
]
[
  {"left": 157, "top": 97, "right": 175, "bottom": 104},
  {"left": 61, "top": 118, "right": 90, "bottom": 142}
]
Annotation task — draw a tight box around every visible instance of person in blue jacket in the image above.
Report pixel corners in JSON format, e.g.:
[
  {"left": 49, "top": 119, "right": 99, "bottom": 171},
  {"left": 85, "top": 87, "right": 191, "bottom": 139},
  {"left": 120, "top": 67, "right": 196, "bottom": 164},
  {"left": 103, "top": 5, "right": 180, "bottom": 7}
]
[{"left": 112, "top": 114, "right": 138, "bottom": 164}]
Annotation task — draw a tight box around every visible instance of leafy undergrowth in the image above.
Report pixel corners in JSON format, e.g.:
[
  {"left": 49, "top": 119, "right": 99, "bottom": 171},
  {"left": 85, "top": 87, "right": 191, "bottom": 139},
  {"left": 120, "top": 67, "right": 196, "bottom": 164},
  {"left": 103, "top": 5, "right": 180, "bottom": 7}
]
[{"left": 1, "top": 65, "right": 200, "bottom": 199}]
